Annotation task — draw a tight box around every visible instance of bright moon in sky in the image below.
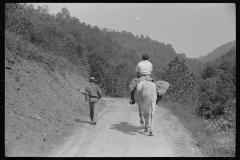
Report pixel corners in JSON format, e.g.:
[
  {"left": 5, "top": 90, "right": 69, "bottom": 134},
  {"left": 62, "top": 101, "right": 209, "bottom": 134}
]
[{"left": 137, "top": 18, "right": 139, "bottom": 20}]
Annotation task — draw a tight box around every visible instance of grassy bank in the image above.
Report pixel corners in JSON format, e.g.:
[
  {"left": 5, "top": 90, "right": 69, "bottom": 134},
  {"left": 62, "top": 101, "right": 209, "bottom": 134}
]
[{"left": 162, "top": 102, "right": 235, "bottom": 157}]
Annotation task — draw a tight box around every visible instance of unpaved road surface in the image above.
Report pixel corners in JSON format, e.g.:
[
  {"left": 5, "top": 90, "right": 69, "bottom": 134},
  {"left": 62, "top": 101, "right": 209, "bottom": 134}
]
[{"left": 48, "top": 98, "right": 204, "bottom": 157}]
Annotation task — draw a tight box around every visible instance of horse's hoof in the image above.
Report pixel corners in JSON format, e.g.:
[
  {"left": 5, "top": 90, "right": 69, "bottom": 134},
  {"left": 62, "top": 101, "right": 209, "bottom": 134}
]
[
  {"left": 149, "top": 132, "right": 154, "bottom": 136},
  {"left": 144, "top": 128, "right": 149, "bottom": 132}
]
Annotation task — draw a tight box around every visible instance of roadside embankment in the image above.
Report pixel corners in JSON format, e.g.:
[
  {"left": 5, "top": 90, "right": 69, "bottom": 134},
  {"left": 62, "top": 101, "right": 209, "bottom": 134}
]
[{"left": 5, "top": 31, "right": 95, "bottom": 156}]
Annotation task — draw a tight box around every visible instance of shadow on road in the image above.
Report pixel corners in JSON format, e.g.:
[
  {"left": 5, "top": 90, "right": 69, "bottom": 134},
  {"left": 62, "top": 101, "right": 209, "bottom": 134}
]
[{"left": 110, "top": 122, "right": 145, "bottom": 135}]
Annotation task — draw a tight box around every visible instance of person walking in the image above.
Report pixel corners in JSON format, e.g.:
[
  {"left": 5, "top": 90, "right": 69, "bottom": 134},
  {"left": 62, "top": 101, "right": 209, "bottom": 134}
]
[{"left": 84, "top": 77, "right": 102, "bottom": 125}]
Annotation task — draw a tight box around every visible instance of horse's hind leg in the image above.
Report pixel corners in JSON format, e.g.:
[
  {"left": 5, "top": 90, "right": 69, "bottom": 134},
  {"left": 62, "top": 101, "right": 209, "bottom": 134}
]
[
  {"left": 140, "top": 114, "right": 144, "bottom": 126},
  {"left": 144, "top": 121, "right": 149, "bottom": 132},
  {"left": 138, "top": 105, "right": 144, "bottom": 126},
  {"left": 149, "top": 107, "right": 154, "bottom": 136},
  {"left": 144, "top": 112, "right": 149, "bottom": 132}
]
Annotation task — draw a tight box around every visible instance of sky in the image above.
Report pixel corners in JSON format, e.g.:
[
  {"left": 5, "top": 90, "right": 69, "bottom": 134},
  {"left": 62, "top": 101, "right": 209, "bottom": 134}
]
[{"left": 30, "top": 3, "right": 235, "bottom": 58}]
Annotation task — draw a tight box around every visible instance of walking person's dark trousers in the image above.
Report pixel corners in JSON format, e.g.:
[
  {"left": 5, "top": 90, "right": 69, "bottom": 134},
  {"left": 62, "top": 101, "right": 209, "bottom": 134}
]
[{"left": 89, "top": 97, "right": 99, "bottom": 124}]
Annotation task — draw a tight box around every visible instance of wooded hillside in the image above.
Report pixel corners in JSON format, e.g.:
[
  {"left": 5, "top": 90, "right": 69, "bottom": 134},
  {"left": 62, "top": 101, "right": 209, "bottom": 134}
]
[
  {"left": 198, "top": 40, "right": 236, "bottom": 63},
  {"left": 107, "top": 30, "right": 203, "bottom": 77},
  {"left": 5, "top": 3, "right": 137, "bottom": 97}
]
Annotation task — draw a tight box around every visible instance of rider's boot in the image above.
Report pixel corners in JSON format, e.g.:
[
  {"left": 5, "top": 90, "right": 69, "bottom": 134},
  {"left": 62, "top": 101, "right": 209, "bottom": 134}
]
[
  {"left": 129, "top": 91, "right": 135, "bottom": 104},
  {"left": 156, "top": 94, "right": 163, "bottom": 103}
]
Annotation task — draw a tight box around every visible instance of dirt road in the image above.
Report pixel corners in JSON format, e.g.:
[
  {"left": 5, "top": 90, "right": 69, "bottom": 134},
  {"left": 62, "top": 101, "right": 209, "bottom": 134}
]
[{"left": 48, "top": 97, "right": 204, "bottom": 157}]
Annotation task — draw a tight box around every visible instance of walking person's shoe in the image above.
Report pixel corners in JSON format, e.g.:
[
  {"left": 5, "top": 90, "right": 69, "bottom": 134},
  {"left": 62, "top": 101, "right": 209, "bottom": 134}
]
[{"left": 92, "top": 122, "right": 96, "bottom": 125}]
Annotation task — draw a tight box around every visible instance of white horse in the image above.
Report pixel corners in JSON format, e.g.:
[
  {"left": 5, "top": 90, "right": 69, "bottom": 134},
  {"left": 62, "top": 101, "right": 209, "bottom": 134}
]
[{"left": 134, "top": 80, "right": 157, "bottom": 136}]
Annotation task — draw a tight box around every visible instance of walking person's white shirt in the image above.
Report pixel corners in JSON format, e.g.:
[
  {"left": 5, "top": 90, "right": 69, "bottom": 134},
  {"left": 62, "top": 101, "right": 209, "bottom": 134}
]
[{"left": 136, "top": 60, "right": 153, "bottom": 75}]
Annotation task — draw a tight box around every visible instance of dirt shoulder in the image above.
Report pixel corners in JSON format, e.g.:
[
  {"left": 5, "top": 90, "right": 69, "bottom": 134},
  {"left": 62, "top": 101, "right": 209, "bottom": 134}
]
[{"left": 48, "top": 97, "right": 204, "bottom": 157}]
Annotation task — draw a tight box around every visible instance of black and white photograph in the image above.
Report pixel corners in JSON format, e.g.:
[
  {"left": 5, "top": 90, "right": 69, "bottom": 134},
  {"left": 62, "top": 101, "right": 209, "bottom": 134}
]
[{"left": 5, "top": 3, "right": 236, "bottom": 157}]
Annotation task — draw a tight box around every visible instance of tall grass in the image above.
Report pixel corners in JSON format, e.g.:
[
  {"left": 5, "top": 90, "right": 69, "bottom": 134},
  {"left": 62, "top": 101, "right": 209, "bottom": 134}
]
[{"left": 163, "top": 102, "right": 235, "bottom": 157}]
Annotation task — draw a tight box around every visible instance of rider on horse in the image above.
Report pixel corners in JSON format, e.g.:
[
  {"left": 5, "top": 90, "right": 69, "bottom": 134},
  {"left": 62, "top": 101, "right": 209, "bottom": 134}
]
[{"left": 129, "top": 54, "right": 162, "bottom": 105}]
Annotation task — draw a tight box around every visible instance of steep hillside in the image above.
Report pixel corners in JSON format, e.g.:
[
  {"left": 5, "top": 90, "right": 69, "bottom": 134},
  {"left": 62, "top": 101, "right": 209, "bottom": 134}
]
[
  {"left": 198, "top": 40, "right": 236, "bottom": 63},
  {"left": 5, "top": 32, "right": 106, "bottom": 156}
]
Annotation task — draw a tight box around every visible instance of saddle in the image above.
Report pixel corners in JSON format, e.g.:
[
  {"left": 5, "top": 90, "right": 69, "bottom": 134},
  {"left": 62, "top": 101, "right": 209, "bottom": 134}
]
[{"left": 137, "top": 76, "right": 155, "bottom": 84}]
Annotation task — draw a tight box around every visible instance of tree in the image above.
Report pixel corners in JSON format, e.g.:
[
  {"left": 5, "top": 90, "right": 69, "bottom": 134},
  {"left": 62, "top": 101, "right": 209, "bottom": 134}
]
[
  {"left": 161, "top": 57, "right": 201, "bottom": 113},
  {"left": 197, "top": 47, "right": 236, "bottom": 120},
  {"left": 37, "top": 5, "right": 50, "bottom": 14},
  {"left": 201, "top": 64, "right": 217, "bottom": 79},
  {"left": 61, "top": 7, "right": 71, "bottom": 19}
]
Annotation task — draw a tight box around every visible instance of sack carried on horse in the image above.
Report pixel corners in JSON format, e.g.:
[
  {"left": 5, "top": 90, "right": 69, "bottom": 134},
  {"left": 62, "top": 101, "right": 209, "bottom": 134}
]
[
  {"left": 155, "top": 80, "right": 170, "bottom": 95},
  {"left": 129, "top": 75, "right": 170, "bottom": 96}
]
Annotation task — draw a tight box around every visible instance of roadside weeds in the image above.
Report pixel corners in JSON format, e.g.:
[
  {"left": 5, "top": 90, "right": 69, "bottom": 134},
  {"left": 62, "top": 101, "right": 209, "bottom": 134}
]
[{"left": 162, "top": 102, "right": 235, "bottom": 157}]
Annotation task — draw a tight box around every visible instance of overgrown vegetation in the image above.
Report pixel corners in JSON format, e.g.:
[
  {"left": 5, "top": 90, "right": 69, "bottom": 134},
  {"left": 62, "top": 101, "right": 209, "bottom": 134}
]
[
  {"left": 160, "top": 50, "right": 235, "bottom": 157},
  {"left": 165, "top": 103, "right": 235, "bottom": 157},
  {"left": 197, "top": 47, "right": 236, "bottom": 120}
]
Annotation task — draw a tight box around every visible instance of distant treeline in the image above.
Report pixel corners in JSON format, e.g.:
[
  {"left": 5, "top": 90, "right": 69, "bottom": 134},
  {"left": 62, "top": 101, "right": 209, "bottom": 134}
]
[{"left": 5, "top": 3, "right": 236, "bottom": 128}]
